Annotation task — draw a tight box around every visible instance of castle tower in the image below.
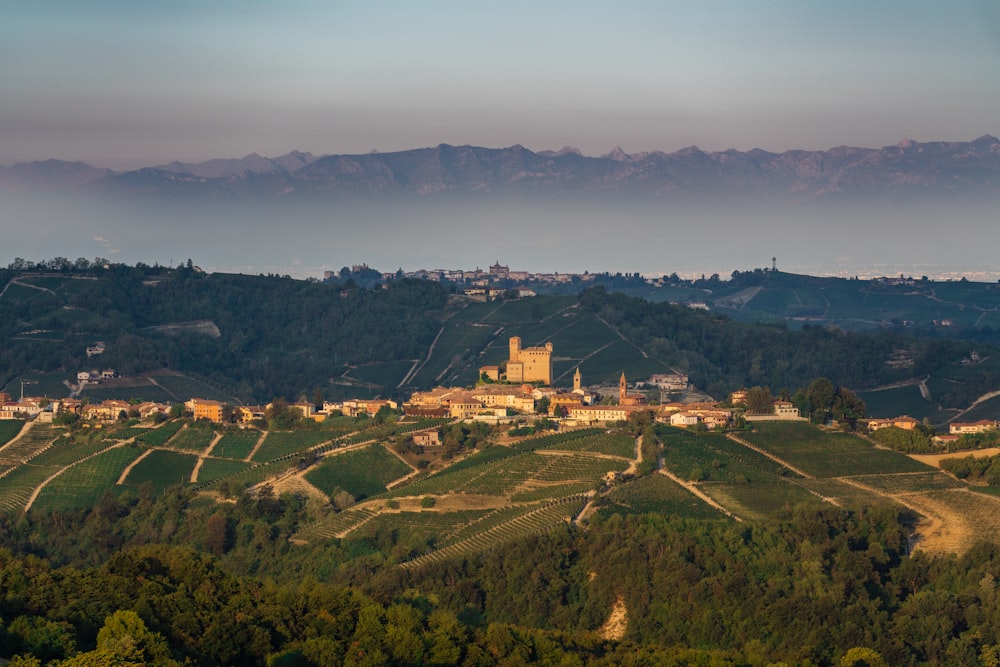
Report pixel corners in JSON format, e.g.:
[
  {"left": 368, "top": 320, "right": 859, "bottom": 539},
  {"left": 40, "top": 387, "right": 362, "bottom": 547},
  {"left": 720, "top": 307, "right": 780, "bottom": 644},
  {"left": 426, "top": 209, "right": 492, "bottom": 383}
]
[
  {"left": 509, "top": 336, "right": 521, "bottom": 363},
  {"left": 619, "top": 371, "right": 627, "bottom": 404},
  {"left": 573, "top": 367, "right": 582, "bottom": 392}
]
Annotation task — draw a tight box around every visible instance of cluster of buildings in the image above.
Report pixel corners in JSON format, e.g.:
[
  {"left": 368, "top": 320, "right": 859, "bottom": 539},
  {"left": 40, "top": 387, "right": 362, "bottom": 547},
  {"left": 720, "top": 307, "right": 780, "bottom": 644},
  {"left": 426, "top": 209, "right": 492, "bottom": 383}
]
[{"left": 7, "top": 334, "right": 998, "bottom": 449}]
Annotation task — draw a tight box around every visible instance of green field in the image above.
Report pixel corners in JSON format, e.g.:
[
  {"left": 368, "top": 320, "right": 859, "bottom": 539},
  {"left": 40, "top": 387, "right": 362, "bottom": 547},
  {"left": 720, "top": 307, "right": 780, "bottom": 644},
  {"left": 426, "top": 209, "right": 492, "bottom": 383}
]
[
  {"left": 121, "top": 450, "right": 198, "bottom": 492},
  {"left": 535, "top": 432, "right": 635, "bottom": 458},
  {"left": 2, "top": 371, "right": 71, "bottom": 399},
  {"left": 211, "top": 430, "right": 262, "bottom": 460},
  {"left": 147, "top": 373, "right": 233, "bottom": 402},
  {"left": 739, "top": 422, "right": 932, "bottom": 477},
  {"left": 167, "top": 423, "right": 217, "bottom": 452},
  {"left": 605, "top": 474, "right": 725, "bottom": 518},
  {"left": 305, "top": 444, "right": 412, "bottom": 500},
  {"left": 31, "top": 446, "right": 144, "bottom": 511},
  {"left": 196, "top": 458, "right": 255, "bottom": 483},
  {"left": 0, "top": 421, "right": 25, "bottom": 448},
  {"left": 858, "top": 385, "right": 942, "bottom": 422},
  {"left": 79, "top": 382, "right": 177, "bottom": 404},
  {"left": 136, "top": 420, "right": 184, "bottom": 446},
  {"left": 252, "top": 431, "right": 332, "bottom": 462},
  {"left": 957, "top": 394, "right": 1000, "bottom": 423},
  {"left": 703, "top": 479, "right": 827, "bottom": 519}
]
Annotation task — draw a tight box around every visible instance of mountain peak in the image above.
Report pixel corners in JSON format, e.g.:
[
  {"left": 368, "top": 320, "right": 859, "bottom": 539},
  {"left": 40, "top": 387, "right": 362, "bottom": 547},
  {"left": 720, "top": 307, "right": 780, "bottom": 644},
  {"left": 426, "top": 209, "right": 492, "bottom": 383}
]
[{"left": 603, "top": 147, "right": 629, "bottom": 161}]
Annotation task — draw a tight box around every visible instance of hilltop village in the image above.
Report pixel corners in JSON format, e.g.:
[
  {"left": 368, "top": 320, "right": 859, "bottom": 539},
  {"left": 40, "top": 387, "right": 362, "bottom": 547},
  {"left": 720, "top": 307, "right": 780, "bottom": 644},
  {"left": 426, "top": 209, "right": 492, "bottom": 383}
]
[{"left": 2, "top": 335, "right": 995, "bottom": 445}]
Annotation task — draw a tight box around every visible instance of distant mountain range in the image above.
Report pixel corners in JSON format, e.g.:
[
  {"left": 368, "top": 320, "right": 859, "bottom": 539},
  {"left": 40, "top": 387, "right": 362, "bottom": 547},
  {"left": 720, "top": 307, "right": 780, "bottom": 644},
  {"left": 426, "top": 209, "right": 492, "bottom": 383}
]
[{"left": 2, "top": 136, "right": 998, "bottom": 200}]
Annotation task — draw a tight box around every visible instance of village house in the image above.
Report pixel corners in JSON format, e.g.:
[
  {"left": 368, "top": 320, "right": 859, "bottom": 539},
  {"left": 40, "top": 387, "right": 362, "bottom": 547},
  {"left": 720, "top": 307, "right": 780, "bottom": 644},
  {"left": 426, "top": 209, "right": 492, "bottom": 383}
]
[
  {"left": 668, "top": 411, "right": 700, "bottom": 428},
  {"left": 745, "top": 400, "right": 805, "bottom": 422},
  {"left": 864, "top": 416, "right": 920, "bottom": 432},
  {"left": 647, "top": 373, "right": 689, "bottom": 391},
  {"left": 411, "top": 429, "right": 441, "bottom": 447},
  {"left": 470, "top": 384, "right": 536, "bottom": 413},
  {"left": 237, "top": 405, "right": 266, "bottom": 424},
  {"left": 85, "top": 399, "right": 132, "bottom": 421},
  {"left": 188, "top": 398, "right": 224, "bottom": 422},
  {"left": 565, "top": 404, "right": 648, "bottom": 425},
  {"left": 340, "top": 399, "right": 398, "bottom": 418}
]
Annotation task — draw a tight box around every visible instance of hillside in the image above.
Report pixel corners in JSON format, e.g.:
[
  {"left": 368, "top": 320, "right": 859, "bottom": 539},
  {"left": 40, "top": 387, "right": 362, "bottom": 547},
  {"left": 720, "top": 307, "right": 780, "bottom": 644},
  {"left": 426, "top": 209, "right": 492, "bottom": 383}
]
[
  {"left": 7, "top": 415, "right": 1000, "bottom": 664},
  {"left": 3, "top": 264, "right": 1000, "bottom": 423}
]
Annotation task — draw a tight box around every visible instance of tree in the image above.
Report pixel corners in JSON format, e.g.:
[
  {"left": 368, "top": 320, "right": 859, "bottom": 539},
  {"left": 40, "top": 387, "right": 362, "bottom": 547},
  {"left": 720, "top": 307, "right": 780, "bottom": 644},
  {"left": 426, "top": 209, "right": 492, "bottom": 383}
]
[
  {"left": 807, "top": 377, "right": 835, "bottom": 422},
  {"left": 745, "top": 386, "right": 774, "bottom": 415}
]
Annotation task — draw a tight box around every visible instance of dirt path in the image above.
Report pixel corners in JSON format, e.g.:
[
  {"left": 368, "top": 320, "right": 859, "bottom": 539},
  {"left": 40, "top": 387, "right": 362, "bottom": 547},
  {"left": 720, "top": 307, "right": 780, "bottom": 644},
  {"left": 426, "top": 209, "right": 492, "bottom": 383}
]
[
  {"left": 659, "top": 469, "right": 743, "bottom": 522},
  {"left": 117, "top": 448, "right": 154, "bottom": 485},
  {"left": 910, "top": 447, "right": 1000, "bottom": 467},
  {"left": 574, "top": 490, "right": 599, "bottom": 527},
  {"left": 244, "top": 431, "right": 269, "bottom": 462},
  {"left": 725, "top": 433, "right": 814, "bottom": 479},
  {"left": 948, "top": 389, "right": 1000, "bottom": 422},
  {"left": 834, "top": 476, "right": 965, "bottom": 555},
  {"left": 623, "top": 434, "right": 643, "bottom": 476}
]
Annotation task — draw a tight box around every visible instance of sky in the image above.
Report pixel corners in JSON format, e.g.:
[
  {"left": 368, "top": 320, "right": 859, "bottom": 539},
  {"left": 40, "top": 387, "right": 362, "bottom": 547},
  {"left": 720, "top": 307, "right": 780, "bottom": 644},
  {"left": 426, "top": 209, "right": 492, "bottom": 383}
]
[
  {"left": 2, "top": 1, "right": 999, "bottom": 279},
  {"left": 2, "top": 1, "right": 999, "bottom": 168}
]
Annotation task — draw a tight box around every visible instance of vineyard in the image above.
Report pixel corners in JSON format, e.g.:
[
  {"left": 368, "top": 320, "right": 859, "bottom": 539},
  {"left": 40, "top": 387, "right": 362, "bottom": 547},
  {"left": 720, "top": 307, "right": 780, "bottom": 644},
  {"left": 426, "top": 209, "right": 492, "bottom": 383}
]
[
  {"left": 304, "top": 444, "right": 413, "bottom": 500},
  {"left": 167, "top": 423, "right": 217, "bottom": 452},
  {"left": 0, "top": 420, "right": 25, "bottom": 448},
  {"left": 31, "top": 446, "right": 144, "bottom": 511},
  {"left": 738, "top": 423, "right": 932, "bottom": 477},
  {"left": 251, "top": 431, "right": 332, "bottom": 462},
  {"left": 211, "top": 430, "right": 262, "bottom": 460},
  {"left": 135, "top": 421, "right": 184, "bottom": 447},
  {"left": 604, "top": 474, "right": 724, "bottom": 519},
  {"left": 120, "top": 450, "right": 199, "bottom": 493},
  {"left": 196, "top": 458, "right": 255, "bottom": 483}
]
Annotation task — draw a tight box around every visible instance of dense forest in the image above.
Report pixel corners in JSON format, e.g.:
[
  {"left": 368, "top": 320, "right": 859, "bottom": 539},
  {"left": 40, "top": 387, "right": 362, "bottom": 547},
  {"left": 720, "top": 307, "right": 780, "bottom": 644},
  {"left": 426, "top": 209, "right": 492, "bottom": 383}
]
[
  {"left": 4, "top": 487, "right": 1000, "bottom": 665},
  {"left": 0, "top": 263, "right": 447, "bottom": 401},
  {"left": 578, "top": 287, "right": 992, "bottom": 406}
]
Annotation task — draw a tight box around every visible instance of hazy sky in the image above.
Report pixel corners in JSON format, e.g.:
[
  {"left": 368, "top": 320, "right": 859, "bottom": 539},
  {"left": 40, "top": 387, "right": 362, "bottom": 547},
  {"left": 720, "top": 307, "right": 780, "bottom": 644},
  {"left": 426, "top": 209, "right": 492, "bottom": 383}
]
[{"left": 3, "top": 0, "right": 998, "bottom": 168}]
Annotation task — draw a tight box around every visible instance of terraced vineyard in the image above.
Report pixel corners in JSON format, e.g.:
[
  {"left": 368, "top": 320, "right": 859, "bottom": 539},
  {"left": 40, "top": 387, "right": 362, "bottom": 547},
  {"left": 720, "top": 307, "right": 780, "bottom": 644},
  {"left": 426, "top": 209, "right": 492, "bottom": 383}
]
[
  {"left": 305, "top": 444, "right": 413, "bottom": 499},
  {"left": 296, "top": 506, "right": 382, "bottom": 542},
  {"left": 351, "top": 509, "right": 492, "bottom": 543},
  {"left": 167, "top": 423, "right": 217, "bottom": 452},
  {"left": 0, "top": 423, "right": 62, "bottom": 466},
  {"left": 739, "top": 423, "right": 932, "bottom": 477},
  {"left": 251, "top": 431, "right": 331, "bottom": 462},
  {"left": 211, "top": 430, "right": 262, "bottom": 460},
  {"left": 196, "top": 458, "right": 255, "bottom": 483},
  {"left": 31, "top": 446, "right": 144, "bottom": 511},
  {"left": 604, "top": 474, "right": 726, "bottom": 519},
  {"left": 120, "top": 450, "right": 198, "bottom": 493},
  {"left": 401, "top": 496, "right": 587, "bottom": 569},
  {"left": 135, "top": 421, "right": 184, "bottom": 446}
]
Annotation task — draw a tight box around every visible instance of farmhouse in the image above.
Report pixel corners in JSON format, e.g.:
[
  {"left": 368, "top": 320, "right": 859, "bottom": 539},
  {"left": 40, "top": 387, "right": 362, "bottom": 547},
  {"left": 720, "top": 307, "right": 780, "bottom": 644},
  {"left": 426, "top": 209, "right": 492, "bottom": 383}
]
[
  {"left": 865, "top": 416, "right": 920, "bottom": 432},
  {"left": 647, "top": 373, "right": 689, "bottom": 391},
  {"left": 411, "top": 429, "right": 441, "bottom": 447},
  {"left": 745, "top": 400, "right": 806, "bottom": 422}
]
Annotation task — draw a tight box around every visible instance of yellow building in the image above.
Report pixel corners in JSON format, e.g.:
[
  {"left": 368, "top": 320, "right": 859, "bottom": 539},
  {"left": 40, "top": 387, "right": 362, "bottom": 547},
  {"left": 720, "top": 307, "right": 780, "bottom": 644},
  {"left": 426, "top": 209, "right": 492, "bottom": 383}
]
[{"left": 505, "top": 336, "right": 553, "bottom": 385}]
